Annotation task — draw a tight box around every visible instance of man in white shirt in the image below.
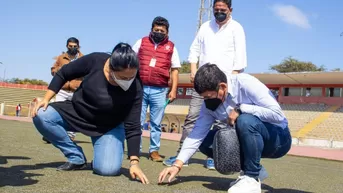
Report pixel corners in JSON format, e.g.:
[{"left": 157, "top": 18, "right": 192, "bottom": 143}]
[
  {"left": 132, "top": 16, "right": 181, "bottom": 162},
  {"left": 163, "top": 0, "right": 247, "bottom": 170},
  {"left": 158, "top": 64, "right": 292, "bottom": 193}
]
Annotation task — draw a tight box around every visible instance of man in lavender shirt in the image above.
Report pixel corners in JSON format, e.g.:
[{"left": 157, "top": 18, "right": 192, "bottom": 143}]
[{"left": 158, "top": 64, "right": 292, "bottom": 193}]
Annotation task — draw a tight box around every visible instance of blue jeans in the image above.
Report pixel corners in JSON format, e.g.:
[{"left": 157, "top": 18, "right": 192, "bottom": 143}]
[
  {"left": 33, "top": 106, "right": 125, "bottom": 176},
  {"left": 199, "top": 114, "right": 292, "bottom": 178},
  {"left": 140, "top": 86, "right": 167, "bottom": 153}
]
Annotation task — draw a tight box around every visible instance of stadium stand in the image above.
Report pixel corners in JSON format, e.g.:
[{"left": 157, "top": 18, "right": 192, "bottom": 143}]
[
  {"left": 0, "top": 87, "right": 46, "bottom": 105},
  {"left": 0, "top": 86, "right": 46, "bottom": 116},
  {"left": 161, "top": 100, "right": 342, "bottom": 142},
  {"left": 308, "top": 106, "right": 343, "bottom": 141},
  {"left": 281, "top": 104, "right": 329, "bottom": 136},
  {"left": 1, "top": 72, "right": 343, "bottom": 142}
]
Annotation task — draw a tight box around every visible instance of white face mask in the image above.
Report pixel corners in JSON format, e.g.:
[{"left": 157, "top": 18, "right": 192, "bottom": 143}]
[{"left": 110, "top": 72, "right": 135, "bottom": 91}]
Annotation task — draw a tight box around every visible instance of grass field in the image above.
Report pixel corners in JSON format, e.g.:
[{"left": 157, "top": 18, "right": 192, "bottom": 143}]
[{"left": 1, "top": 119, "right": 343, "bottom": 193}]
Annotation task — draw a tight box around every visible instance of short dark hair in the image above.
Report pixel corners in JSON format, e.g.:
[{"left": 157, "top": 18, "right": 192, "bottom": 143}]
[
  {"left": 66, "top": 37, "right": 79, "bottom": 46},
  {"left": 194, "top": 63, "right": 227, "bottom": 94},
  {"left": 213, "top": 0, "right": 232, "bottom": 8},
  {"left": 109, "top": 43, "right": 140, "bottom": 72},
  {"left": 151, "top": 16, "right": 169, "bottom": 32}
]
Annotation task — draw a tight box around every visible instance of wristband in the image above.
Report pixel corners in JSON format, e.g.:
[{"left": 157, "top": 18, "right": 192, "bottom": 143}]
[
  {"left": 172, "top": 164, "right": 182, "bottom": 172},
  {"left": 130, "top": 159, "right": 140, "bottom": 163},
  {"left": 234, "top": 105, "right": 242, "bottom": 115},
  {"left": 130, "top": 159, "right": 139, "bottom": 168}
]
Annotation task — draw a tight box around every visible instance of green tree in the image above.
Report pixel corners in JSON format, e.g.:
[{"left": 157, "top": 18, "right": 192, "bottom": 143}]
[
  {"left": 8, "top": 78, "right": 48, "bottom": 85},
  {"left": 179, "top": 61, "right": 191, "bottom": 73},
  {"left": 331, "top": 68, "right": 341, "bottom": 72},
  {"left": 270, "top": 56, "right": 325, "bottom": 73}
]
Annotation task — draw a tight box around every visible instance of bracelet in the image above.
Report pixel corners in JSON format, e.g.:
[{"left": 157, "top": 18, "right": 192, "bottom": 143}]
[
  {"left": 130, "top": 159, "right": 140, "bottom": 163},
  {"left": 172, "top": 164, "right": 182, "bottom": 172},
  {"left": 130, "top": 159, "right": 139, "bottom": 168}
]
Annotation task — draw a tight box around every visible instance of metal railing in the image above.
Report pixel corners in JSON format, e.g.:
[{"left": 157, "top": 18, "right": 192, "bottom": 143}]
[{"left": 144, "top": 113, "right": 186, "bottom": 134}]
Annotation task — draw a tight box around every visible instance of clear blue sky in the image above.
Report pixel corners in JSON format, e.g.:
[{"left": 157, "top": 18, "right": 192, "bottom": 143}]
[{"left": 1, "top": 0, "right": 342, "bottom": 83}]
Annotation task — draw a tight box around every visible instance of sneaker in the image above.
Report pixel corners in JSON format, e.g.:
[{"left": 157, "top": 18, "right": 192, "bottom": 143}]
[
  {"left": 258, "top": 166, "right": 269, "bottom": 181},
  {"left": 206, "top": 158, "right": 215, "bottom": 170},
  {"left": 56, "top": 162, "right": 87, "bottom": 171},
  {"left": 230, "top": 166, "right": 268, "bottom": 187},
  {"left": 162, "top": 156, "right": 189, "bottom": 167},
  {"left": 228, "top": 175, "right": 261, "bottom": 193}
]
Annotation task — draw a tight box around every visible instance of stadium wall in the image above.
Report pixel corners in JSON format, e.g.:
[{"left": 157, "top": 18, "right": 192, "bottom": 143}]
[
  {"left": 2, "top": 80, "right": 343, "bottom": 105},
  {"left": 0, "top": 82, "right": 48, "bottom": 90},
  {"left": 269, "top": 84, "right": 343, "bottom": 105},
  {"left": 175, "top": 83, "right": 343, "bottom": 105}
]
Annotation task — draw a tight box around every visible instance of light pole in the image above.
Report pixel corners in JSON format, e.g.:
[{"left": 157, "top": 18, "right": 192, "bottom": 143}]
[{"left": 0, "top": 62, "right": 5, "bottom": 82}]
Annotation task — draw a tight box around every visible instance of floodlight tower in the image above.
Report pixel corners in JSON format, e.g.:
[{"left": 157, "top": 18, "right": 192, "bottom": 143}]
[{"left": 197, "top": 0, "right": 213, "bottom": 33}]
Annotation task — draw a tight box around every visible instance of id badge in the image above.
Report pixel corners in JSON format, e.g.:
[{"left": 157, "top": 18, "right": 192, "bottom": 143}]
[{"left": 149, "top": 58, "right": 156, "bottom": 67}]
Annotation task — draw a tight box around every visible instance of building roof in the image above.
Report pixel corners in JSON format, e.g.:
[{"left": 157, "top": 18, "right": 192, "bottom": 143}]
[{"left": 177, "top": 71, "right": 343, "bottom": 85}]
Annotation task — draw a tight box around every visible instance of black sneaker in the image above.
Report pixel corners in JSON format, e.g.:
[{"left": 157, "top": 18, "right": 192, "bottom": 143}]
[{"left": 56, "top": 162, "right": 87, "bottom": 171}]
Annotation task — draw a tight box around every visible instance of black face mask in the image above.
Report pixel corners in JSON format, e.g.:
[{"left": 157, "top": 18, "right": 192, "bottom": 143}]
[
  {"left": 204, "top": 98, "right": 223, "bottom": 111},
  {"left": 151, "top": 32, "right": 166, "bottom": 44},
  {"left": 214, "top": 12, "right": 227, "bottom": 23},
  {"left": 67, "top": 47, "right": 78, "bottom": 56}
]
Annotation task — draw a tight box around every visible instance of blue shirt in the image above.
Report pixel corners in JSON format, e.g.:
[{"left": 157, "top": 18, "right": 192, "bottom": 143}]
[{"left": 176, "top": 73, "right": 288, "bottom": 163}]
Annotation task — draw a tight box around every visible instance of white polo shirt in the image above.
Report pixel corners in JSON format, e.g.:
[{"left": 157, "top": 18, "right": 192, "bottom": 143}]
[
  {"left": 132, "top": 39, "right": 181, "bottom": 68},
  {"left": 188, "top": 17, "right": 247, "bottom": 75}
]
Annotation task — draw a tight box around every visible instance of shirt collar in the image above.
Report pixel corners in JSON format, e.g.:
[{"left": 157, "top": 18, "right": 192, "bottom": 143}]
[
  {"left": 211, "top": 16, "right": 233, "bottom": 30},
  {"left": 63, "top": 51, "right": 82, "bottom": 61}
]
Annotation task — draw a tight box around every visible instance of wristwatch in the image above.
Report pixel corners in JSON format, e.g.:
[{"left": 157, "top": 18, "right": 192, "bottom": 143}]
[{"left": 234, "top": 105, "right": 242, "bottom": 115}]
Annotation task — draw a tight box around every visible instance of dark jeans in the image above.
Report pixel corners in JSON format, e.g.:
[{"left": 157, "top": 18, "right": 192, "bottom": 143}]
[{"left": 199, "top": 114, "right": 292, "bottom": 178}]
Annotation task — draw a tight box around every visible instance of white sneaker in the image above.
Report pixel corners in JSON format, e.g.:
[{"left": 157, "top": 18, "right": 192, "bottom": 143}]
[
  {"left": 229, "top": 171, "right": 244, "bottom": 187},
  {"left": 230, "top": 166, "right": 268, "bottom": 187},
  {"left": 228, "top": 175, "right": 261, "bottom": 193}
]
